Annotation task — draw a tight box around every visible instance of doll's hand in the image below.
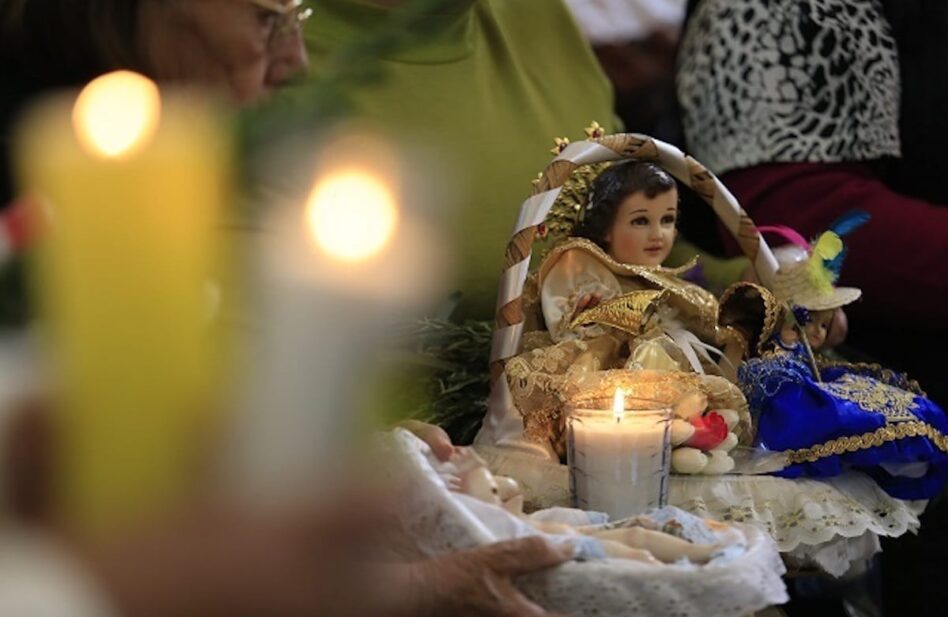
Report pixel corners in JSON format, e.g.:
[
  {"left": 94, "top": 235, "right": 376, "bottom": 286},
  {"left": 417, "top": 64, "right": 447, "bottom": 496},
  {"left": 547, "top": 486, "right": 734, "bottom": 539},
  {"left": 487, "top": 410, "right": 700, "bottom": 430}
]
[
  {"left": 572, "top": 292, "right": 603, "bottom": 322},
  {"left": 825, "top": 308, "right": 849, "bottom": 348},
  {"left": 778, "top": 324, "right": 799, "bottom": 346},
  {"left": 399, "top": 420, "right": 457, "bottom": 462}
]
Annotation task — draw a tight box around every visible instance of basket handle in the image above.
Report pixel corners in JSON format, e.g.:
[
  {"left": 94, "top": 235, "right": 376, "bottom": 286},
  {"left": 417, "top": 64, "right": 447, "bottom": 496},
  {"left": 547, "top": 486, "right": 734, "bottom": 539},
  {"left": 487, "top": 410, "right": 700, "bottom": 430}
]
[{"left": 489, "top": 133, "right": 777, "bottom": 377}]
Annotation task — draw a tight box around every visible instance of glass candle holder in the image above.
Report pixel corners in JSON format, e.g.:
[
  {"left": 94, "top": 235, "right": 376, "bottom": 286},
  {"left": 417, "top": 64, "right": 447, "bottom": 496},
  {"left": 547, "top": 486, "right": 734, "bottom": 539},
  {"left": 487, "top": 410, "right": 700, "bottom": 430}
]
[{"left": 566, "top": 393, "right": 672, "bottom": 520}]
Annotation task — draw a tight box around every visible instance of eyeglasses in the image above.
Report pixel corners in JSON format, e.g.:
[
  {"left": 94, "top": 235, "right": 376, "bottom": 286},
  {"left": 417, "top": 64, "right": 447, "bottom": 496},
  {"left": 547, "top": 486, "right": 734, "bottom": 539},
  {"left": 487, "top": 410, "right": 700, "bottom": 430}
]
[{"left": 246, "top": 0, "right": 313, "bottom": 47}]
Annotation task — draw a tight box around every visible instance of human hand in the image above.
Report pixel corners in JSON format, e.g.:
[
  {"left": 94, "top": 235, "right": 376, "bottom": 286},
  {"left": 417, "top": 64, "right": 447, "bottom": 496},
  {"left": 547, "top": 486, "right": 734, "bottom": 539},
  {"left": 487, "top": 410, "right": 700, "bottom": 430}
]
[
  {"left": 76, "top": 494, "right": 396, "bottom": 617},
  {"left": 404, "top": 537, "right": 574, "bottom": 617}
]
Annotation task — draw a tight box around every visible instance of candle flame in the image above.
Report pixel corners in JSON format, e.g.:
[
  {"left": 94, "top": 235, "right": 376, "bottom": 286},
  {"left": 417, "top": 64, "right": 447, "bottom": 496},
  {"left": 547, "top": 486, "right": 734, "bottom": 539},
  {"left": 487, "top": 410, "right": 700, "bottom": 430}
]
[
  {"left": 613, "top": 387, "right": 625, "bottom": 422},
  {"left": 305, "top": 169, "right": 398, "bottom": 262},
  {"left": 73, "top": 71, "right": 161, "bottom": 159}
]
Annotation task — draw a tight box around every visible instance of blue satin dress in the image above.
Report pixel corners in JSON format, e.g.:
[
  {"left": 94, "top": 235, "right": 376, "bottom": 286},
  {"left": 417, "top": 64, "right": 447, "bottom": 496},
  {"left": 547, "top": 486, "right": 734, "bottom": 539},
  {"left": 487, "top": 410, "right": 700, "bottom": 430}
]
[{"left": 739, "top": 344, "right": 948, "bottom": 499}]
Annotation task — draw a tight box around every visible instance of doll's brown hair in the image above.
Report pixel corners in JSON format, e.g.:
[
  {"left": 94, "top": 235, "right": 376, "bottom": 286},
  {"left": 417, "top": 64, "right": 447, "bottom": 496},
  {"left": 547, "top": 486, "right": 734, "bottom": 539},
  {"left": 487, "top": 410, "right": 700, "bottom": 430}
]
[{"left": 575, "top": 160, "right": 677, "bottom": 251}]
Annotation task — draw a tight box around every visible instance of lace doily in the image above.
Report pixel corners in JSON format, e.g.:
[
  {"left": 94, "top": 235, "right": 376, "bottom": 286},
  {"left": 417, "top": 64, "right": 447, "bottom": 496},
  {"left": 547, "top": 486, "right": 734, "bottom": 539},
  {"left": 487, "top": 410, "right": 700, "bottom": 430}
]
[
  {"left": 386, "top": 431, "right": 787, "bottom": 616},
  {"left": 670, "top": 474, "right": 920, "bottom": 551},
  {"left": 782, "top": 532, "right": 880, "bottom": 578},
  {"left": 475, "top": 445, "right": 920, "bottom": 576}
]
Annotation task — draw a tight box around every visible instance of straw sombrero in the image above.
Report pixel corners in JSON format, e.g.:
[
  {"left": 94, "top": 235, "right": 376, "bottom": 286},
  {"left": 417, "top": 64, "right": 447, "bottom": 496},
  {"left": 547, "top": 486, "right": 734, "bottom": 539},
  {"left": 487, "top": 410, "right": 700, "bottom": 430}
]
[
  {"left": 759, "top": 215, "right": 869, "bottom": 312},
  {"left": 772, "top": 259, "right": 861, "bottom": 311}
]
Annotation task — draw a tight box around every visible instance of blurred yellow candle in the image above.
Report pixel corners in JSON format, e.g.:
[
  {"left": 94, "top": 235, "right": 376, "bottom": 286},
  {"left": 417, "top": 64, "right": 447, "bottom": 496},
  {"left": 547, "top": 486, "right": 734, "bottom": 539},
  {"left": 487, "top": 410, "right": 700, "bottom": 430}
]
[{"left": 16, "top": 71, "right": 230, "bottom": 535}]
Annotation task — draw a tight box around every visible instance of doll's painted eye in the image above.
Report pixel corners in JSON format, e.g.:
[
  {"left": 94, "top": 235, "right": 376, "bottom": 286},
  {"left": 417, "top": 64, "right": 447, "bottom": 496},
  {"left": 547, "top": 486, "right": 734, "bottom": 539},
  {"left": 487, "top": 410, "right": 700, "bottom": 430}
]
[
  {"left": 631, "top": 216, "right": 649, "bottom": 226},
  {"left": 661, "top": 215, "right": 677, "bottom": 225}
]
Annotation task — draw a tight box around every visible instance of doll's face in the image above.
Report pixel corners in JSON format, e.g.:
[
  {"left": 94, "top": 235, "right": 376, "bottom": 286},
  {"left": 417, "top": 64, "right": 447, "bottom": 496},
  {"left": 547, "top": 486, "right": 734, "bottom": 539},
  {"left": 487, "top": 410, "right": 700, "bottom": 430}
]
[
  {"left": 803, "top": 309, "right": 835, "bottom": 350},
  {"left": 604, "top": 187, "right": 678, "bottom": 267}
]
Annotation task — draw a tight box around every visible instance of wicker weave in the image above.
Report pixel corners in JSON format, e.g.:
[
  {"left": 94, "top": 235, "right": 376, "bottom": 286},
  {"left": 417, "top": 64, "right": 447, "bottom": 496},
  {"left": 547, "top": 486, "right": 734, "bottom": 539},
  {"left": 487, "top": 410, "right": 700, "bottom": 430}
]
[{"left": 490, "top": 133, "right": 778, "bottom": 378}]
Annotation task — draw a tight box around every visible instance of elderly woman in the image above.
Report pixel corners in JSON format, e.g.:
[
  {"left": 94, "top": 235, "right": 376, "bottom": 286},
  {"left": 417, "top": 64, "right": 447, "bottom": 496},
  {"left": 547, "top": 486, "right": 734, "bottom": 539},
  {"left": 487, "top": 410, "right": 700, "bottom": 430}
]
[
  {"left": 0, "top": 3, "right": 571, "bottom": 617},
  {"left": 1, "top": 0, "right": 310, "bottom": 205}
]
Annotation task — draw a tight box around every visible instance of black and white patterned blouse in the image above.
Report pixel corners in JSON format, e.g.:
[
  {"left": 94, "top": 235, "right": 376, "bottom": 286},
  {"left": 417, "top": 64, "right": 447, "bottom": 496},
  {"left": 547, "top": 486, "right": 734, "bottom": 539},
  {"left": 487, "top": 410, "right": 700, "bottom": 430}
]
[{"left": 676, "top": 0, "right": 901, "bottom": 175}]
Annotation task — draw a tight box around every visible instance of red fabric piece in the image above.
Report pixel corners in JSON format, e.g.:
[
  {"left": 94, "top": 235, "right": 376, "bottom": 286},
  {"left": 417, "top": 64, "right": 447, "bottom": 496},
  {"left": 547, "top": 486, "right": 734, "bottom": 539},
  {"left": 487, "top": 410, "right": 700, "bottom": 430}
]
[{"left": 685, "top": 411, "right": 727, "bottom": 451}]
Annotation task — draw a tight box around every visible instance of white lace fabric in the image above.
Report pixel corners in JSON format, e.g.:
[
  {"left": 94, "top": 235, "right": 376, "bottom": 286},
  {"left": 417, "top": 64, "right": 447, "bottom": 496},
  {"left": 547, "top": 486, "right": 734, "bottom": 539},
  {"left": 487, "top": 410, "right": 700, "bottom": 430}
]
[
  {"left": 475, "top": 445, "right": 920, "bottom": 576},
  {"left": 670, "top": 474, "right": 919, "bottom": 576},
  {"left": 670, "top": 474, "right": 919, "bottom": 551},
  {"left": 386, "top": 431, "right": 787, "bottom": 616}
]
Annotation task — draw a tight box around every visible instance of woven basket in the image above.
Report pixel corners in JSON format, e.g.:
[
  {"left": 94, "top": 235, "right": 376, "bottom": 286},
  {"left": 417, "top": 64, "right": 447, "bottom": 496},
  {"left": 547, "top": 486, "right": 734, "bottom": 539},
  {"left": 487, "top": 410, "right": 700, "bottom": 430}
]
[{"left": 477, "top": 133, "right": 778, "bottom": 453}]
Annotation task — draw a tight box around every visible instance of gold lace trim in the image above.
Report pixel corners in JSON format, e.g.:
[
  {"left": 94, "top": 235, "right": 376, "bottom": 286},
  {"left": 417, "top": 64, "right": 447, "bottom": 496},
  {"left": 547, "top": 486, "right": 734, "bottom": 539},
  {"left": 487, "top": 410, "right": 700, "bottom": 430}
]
[
  {"left": 817, "top": 360, "right": 926, "bottom": 397},
  {"left": 786, "top": 421, "right": 948, "bottom": 464},
  {"left": 718, "top": 281, "right": 782, "bottom": 355},
  {"left": 538, "top": 238, "right": 699, "bottom": 281},
  {"left": 569, "top": 289, "right": 667, "bottom": 334},
  {"left": 817, "top": 374, "right": 918, "bottom": 423},
  {"left": 537, "top": 238, "right": 719, "bottom": 337},
  {"left": 542, "top": 162, "right": 611, "bottom": 245}
]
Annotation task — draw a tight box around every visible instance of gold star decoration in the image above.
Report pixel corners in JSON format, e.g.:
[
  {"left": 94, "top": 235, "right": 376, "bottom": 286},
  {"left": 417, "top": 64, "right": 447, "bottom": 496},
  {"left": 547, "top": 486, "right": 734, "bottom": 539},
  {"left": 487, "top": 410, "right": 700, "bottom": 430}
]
[
  {"left": 584, "top": 121, "right": 604, "bottom": 139},
  {"left": 550, "top": 137, "right": 570, "bottom": 155}
]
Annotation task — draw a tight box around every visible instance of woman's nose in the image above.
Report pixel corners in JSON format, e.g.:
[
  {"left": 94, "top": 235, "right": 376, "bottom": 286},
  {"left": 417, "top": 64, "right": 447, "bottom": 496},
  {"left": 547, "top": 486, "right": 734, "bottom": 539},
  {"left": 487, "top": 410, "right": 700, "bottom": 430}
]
[{"left": 267, "top": 29, "right": 309, "bottom": 87}]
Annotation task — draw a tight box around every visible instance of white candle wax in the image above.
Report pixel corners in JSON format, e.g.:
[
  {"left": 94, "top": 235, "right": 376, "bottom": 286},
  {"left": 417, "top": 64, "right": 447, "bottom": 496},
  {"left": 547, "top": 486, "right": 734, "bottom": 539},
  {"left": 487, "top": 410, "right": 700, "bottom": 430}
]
[
  {"left": 220, "top": 133, "right": 450, "bottom": 505},
  {"left": 567, "top": 407, "right": 671, "bottom": 520}
]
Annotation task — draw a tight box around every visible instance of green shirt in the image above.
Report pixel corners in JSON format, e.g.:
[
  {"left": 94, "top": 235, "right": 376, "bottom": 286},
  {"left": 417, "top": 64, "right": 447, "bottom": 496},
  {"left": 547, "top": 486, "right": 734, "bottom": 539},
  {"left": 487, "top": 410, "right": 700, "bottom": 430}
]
[{"left": 307, "top": 0, "right": 619, "bottom": 319}]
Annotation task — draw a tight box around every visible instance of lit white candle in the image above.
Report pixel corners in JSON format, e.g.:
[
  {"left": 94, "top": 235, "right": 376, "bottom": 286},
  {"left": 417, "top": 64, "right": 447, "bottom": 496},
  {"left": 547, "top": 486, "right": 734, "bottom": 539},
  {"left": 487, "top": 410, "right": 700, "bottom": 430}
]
[
  {"left": 221, "top": 131, "right": 449, "bottom": 504},
  {"left": 567, "top": 388, "right": 672, "bottom": 520}
]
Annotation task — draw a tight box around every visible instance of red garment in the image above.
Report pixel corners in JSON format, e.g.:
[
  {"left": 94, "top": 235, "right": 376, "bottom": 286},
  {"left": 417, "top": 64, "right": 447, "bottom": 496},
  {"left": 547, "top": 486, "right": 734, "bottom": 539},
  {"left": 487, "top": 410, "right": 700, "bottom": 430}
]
[{"left": 720, "top": 162, "right": 948, "bottom": 324}]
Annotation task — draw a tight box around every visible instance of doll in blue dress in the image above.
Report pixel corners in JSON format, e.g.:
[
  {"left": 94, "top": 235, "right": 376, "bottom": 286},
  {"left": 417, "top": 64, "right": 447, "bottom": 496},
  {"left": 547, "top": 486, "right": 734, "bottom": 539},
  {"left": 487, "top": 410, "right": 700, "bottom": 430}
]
[{"left": 739, "top": 217, "right": 948, "bottom": 499}]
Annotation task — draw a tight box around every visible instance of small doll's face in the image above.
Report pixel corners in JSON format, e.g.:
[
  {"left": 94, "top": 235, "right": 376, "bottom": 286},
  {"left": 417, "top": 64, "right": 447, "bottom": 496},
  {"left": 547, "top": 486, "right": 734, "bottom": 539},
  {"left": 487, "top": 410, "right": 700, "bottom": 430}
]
[
  {"left": 803, "top": 309, "right": 835, "bottom": 350},
  {"left": 604, "top": 188, "right": 678, "bottom": 267}
]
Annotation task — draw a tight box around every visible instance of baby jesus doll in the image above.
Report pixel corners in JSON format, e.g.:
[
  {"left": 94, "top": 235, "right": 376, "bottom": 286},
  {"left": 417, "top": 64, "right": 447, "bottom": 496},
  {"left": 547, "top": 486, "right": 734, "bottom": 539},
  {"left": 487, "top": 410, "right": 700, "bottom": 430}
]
[
  {"left": 402, "top": 422, "right": 727, "bottom": 563},
  {"left": 505, "top": 161, "right": 752, "bottom": 461},
  {"left": 449, "top": 448, "right": 726, "bottom": 565},
  {"left": 739, "top": 221, "right": 948, "bottom": 499},
  {"left": 541, "top": 160, "right": 744, "bottom": 376}
]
